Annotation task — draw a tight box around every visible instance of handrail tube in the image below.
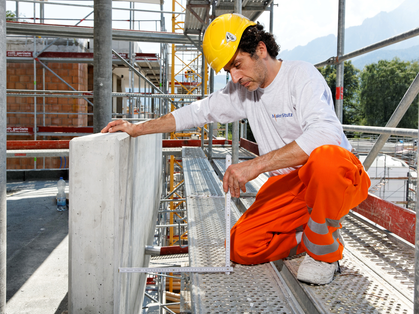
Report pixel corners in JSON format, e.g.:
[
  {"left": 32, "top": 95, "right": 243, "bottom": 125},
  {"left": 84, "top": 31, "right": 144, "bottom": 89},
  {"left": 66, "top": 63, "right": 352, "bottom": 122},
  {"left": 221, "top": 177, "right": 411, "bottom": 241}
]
[
  {"left": 315, "top": 27, "right": 419, "bottom": 68},
  {"left": 11, "top": 0, "right": 185, "bottom": 15},
  {"left": 343, "top": 125, "right": 418, "bottom": 137},
  {"left": 6, "top": 22, "right": 199, "bottom": 44}
]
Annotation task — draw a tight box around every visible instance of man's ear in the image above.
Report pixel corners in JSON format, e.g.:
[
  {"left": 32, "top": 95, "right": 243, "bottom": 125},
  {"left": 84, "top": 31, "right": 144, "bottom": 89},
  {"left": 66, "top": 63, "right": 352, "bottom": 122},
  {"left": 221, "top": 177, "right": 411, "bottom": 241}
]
[{"left": 257, "top": 41, "right": 268, "bottom": 58}]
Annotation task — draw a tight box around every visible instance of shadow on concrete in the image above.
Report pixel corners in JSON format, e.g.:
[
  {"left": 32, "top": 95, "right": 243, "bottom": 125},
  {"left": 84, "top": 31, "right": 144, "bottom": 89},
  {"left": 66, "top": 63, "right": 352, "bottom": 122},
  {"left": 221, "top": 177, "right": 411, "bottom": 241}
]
[
  {"left": 54, "top": 292, "right": 68, "bottom": 314},
  {"left": 6, "top": 181, "right": 69, "bottom": 302}
]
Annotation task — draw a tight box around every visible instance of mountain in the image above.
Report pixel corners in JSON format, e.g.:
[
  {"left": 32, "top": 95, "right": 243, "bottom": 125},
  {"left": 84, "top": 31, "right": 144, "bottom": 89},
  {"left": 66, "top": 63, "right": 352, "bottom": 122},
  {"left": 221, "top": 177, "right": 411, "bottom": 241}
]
[
  {"left": 279, "top": 0, "right": 419, "bottom": 69},
  {"left": 351, "top": 45, "right": 419, "bottom": 69}
]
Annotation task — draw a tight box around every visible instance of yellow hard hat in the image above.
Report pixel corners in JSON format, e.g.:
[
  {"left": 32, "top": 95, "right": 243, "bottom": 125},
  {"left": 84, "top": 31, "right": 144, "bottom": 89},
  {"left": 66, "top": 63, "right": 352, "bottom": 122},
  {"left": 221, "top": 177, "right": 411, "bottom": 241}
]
[{"left": 203, "top": 14, "right": 256, "bottom": 73}]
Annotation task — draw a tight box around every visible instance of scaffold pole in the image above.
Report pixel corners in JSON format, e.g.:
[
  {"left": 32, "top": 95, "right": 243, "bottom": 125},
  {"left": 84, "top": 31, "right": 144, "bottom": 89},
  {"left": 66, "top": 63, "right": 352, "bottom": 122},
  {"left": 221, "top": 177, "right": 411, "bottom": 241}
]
[
  {"left": 93, "top": 0, "right": 113, "bottom": 133},
  {"left": 0, "top": 1, "right": 6, "bottom": 312}
]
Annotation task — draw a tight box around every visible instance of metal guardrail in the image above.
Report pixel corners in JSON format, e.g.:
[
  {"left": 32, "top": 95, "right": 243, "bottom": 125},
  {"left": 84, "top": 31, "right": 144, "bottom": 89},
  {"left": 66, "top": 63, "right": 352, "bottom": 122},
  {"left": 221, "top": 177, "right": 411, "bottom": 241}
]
[{"left": 343, "top": 125, "right": 418, "bottom": 137}]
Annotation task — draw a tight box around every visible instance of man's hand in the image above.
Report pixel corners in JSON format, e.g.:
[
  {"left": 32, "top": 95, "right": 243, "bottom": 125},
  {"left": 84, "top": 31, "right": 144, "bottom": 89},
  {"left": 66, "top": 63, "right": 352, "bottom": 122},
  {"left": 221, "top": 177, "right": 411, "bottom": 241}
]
[
  {"left": 101, "top": 113, "right": 176, "bottom": 137},
  {"left": 223, "top": 160, "right": 260, "bottom": 198},
  {"left": 101, "top": 119, "right": 138, "bottom": 137}
]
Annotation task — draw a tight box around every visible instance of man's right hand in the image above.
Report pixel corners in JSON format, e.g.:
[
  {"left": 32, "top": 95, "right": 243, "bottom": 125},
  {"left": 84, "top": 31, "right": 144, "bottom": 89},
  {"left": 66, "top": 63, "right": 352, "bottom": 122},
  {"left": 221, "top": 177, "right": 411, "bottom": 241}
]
[
  {"left": 100, "top": 113, "right": 176, "bottom": 138},
  {"left": 101, "top": 119, "right": 138, "bottom": 137}
]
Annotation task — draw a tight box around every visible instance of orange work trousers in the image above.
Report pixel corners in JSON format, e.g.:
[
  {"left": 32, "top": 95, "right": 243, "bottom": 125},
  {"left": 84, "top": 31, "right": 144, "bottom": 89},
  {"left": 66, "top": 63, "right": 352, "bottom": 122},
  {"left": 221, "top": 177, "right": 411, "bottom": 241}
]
[{"left": 230, "top": 145, "right": 370, "bottom": 265}]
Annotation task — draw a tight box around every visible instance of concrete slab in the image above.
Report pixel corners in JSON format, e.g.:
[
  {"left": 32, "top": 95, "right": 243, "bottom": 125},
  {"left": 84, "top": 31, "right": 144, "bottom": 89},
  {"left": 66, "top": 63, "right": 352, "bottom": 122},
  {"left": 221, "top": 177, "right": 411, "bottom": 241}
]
[
  {"left": 6, "top": 180, "right": 69, "bottom": 314},
  {"left": 69, "top": 132, "right": 162, "bottom": 314}
]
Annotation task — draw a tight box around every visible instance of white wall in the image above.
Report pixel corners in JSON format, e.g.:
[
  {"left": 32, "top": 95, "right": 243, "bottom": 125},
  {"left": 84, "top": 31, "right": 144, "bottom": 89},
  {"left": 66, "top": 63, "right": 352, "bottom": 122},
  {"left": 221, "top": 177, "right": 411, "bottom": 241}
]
[{"left": 69, "top": 132, "right": 162, "bottom": 314}]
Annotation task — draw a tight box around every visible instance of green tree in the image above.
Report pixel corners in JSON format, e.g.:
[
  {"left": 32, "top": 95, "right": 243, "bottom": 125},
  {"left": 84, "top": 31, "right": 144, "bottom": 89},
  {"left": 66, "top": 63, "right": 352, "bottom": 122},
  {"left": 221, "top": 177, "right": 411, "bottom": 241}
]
[
  {"left": 6, "top": 10, "right": 16, "bottom": 21},
  {"left": 360, "top": 58, "right": 419, "bottom": 128},
  {"left": 319, "top": 61, "right": 361, "bottom": 125}
]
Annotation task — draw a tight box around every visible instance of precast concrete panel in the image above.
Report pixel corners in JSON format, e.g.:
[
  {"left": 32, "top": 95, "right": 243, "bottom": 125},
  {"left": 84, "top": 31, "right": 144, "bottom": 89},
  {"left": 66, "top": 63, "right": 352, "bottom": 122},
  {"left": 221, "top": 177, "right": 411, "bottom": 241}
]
[{"left": 69, "top": 132, "right": 162, "bottom": 314}]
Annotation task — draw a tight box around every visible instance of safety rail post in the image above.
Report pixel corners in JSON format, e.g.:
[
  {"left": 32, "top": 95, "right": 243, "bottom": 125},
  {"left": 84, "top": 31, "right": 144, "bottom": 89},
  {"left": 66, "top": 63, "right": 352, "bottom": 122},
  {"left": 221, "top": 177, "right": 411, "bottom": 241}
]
[
  {"left": 335, "top": 0, "right": 345, "bottom": 123},
  {"left": 0, "top": 1, "right": 6, "bottom": 312},
  {"left": 232, "top": 0, "right": 243, "bottom": 165},
  {"left": 169, "top": 154, "right": 175, "bottom": 292},
  {"left": 208, "top": 40, "right": 215, "bottom": 160},
  {"left": 201, "top": 52, "right": 206, "bottom": 149}
]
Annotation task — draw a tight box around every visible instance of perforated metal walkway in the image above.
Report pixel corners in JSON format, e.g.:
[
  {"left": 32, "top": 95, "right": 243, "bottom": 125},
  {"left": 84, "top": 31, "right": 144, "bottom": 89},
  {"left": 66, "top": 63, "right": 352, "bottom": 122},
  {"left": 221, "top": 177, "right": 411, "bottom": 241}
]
[{"left": 182, "top": 146, "right": 415, "bottom": 313}]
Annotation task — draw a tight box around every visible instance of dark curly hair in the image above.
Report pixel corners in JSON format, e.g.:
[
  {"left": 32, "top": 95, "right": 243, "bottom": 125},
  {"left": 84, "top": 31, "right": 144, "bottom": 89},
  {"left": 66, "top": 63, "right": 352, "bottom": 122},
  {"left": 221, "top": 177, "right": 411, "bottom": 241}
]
[{"left": 238, "top": 23, "right": 280, "bottom": 59}]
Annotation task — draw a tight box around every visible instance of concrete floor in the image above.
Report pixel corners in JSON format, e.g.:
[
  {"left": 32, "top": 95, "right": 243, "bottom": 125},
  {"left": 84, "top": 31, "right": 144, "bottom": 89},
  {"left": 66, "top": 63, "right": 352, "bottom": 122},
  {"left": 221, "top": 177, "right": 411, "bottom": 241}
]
[{"left": 6, "top": 180, "right": 68, "bottom": 314}]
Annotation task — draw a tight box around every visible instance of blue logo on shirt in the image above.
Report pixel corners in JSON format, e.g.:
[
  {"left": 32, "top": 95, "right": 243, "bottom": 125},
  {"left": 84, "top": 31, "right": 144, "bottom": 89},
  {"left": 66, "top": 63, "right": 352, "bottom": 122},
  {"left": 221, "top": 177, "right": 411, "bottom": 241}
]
[{"left": 272, "top": 113, "right": 293, "bottom": 121}]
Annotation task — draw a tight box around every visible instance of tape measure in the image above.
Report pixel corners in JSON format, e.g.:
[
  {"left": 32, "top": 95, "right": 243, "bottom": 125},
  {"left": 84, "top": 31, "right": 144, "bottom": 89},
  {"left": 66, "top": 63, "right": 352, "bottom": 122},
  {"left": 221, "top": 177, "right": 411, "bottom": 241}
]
[
  {"left": 224, "top": 154, "right": 232, "bottom": 274},
  {"left": 119, "top": 154, "right": 234, "bottom": 275}
]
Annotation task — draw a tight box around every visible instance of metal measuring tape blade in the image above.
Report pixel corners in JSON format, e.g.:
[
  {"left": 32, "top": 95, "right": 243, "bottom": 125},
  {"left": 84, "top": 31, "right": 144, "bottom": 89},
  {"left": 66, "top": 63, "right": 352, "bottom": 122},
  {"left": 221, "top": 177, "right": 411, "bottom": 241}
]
[{"left": 119, "top": 154, "right": 234, "bottom": 275}]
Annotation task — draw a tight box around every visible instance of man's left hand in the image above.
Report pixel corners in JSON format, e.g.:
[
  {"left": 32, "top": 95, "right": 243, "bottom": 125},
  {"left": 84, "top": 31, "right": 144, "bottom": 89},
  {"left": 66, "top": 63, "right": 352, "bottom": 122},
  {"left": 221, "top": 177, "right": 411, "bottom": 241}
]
[{"left": 223, "top": 160, "right": 260, "bottom": 198}]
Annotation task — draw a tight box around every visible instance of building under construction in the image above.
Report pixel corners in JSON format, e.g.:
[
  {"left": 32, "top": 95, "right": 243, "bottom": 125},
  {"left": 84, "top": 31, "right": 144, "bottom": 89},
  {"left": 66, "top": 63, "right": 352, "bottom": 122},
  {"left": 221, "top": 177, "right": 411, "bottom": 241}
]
[{"left": 1, "top": 0, "right": 419, "bottom": 313}]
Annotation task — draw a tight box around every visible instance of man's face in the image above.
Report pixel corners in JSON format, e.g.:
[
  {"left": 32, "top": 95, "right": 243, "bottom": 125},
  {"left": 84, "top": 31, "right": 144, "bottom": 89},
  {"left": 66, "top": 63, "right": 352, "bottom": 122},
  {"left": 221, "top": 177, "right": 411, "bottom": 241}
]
[{"left": 223, "top": 48, "right": 267, "bottom": 92}]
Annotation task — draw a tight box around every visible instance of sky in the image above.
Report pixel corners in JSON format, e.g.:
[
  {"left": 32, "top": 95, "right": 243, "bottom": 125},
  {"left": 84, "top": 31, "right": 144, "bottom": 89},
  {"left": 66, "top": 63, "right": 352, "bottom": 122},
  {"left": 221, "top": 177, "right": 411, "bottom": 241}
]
[{"left": 6, "top": 0, "right": 406, "bottom": 67}]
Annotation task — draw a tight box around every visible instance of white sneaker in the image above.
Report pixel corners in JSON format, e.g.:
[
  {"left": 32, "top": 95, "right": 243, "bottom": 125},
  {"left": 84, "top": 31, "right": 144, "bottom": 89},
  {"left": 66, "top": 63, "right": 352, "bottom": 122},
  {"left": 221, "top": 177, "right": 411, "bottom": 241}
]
[{"left": 296, "top": 254, "right": 339, "bottom": 285}]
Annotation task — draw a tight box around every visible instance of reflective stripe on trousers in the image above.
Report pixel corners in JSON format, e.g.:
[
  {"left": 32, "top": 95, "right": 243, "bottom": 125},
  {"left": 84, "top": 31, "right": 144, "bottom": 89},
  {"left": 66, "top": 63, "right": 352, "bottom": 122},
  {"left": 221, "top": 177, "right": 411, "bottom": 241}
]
[{"left": 229, "top": 145, "right": 371, "bottom": 265}]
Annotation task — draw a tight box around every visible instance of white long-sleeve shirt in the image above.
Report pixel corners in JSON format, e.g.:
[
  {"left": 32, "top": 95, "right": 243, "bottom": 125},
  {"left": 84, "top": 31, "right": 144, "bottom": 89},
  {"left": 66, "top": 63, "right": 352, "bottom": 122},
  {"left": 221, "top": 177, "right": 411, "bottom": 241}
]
[{"left": 172, "top": 60, "right": 352, "bottom": 175}]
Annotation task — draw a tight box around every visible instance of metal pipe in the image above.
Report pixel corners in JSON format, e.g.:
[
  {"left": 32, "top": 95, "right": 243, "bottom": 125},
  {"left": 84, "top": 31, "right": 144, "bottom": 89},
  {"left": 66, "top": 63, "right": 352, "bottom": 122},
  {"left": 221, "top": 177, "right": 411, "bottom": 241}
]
[
  {"left": 147, "top": 273, "right": 181, "bottom": 279},
  {"left": 201, "top": 51, "right": 206, "bottom": 149},
  {"left": 156, "top": 224, "right": 187, "bottom": 228},
  {"left": 235, "top": 0, "right": 242, "bottom": 14},
  {"left": 7, "top": 90, "right": 206, "bottom": 99},
  {"left": 128, "top": 2, "right": 135, "bottom": 119},
  {"left": 208, "top": 66, "right": 215, "bottom": 160},
  {"left": 93, "top": 0, "right": 113, "bottom": 133},
  {"left": 162, "top": 182, "right": 184, "bottom": 200},
  {"left": 315, "top": 27, "right": 419, "bottom": 68},
  {"left": 269, "top": 2, "right": 274, "bottom": 33},
  {"left": 6, "top": 93, "right": 91, "bottom": 98},
  {"left": 8, "top": 111, "right": 92, "bottom": 116},
  {"left": 144, "top": 292, "right": 177, "bottom": 314},
  {"left": 112, "top": 93, "right": 205, "bottom": 99},
  {"left": 363, "top": 72, "right": 419, "bottom": 171},
  {"left": 0, "top": 1, "right": 6, "bottom": 311},
  {"left": 15, "top": 1, "right": 19, "bottom": 22},
  {"left": 232, "top": 121, "right": 239, "bottom": 164},
  {"left": 160, "top": 199, "right": 186, "bottom": 203},
  {"left": 6, "top": 22, "right": 200, "bottom": 44},
  {"left": 225, "top": 122, "right": 229, "bottom": 144},
  {"left": 232, "top": 0, "right": 242, "bottom": 164},
  {"left": 10, "top": 0, "right": 185, "bottom": 15},
  {"left": 158, "top": 210, "right": 187, "bottom": 214},
  {"left": 11, "top": 17, "right": 159, "bottom": 23},
  {"left": 335, "top": 0, "right": 345, "bottom": 122},
  {"left": 343, "top": 125, "right": 418, "bottom": 137},
  {"left": 40, "top": 0, "right": 44, "bottom": 24}
]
